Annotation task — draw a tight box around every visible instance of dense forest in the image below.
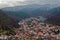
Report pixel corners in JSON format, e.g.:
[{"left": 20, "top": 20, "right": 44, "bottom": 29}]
[{"left": 0, "top": 10, "right": 19, "bottom": 34}]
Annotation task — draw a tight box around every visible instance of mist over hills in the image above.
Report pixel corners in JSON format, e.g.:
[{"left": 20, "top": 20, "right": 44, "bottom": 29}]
[
  {"left": 1, "top": 4, "right": 60, "bottom": 25},
  {"left": 2, "top": 4, "right": 53, "bottom": 20},
  {"left": 2, "top": 4, "right": 56, "bottom": 12}
]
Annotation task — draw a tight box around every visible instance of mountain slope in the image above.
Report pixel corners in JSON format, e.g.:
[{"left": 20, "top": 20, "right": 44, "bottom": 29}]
[
  {"left": 0, "top": 10, "right": 19, "bottom": 31},
  {"left": 46, "top": 7, "right": 60, "bottom": 25},
  {"left": 2, "top": 4, "right": 59, "bottom": 23},
  {"left": 4, "top": 11, "right": 31, "bottom": 21},
  {"left": 2, "top": 4, "right": 52, "bottom": 21}
]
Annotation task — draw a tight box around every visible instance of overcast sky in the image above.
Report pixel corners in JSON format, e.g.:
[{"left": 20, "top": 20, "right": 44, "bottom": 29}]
[{"left": 0, "top": 0, "right": 60, "bottom": 8}]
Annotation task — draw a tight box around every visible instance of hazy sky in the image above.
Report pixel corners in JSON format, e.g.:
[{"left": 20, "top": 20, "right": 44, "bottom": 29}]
[{"left": 0, "top": 0, "right": 60, "bottom": 8}]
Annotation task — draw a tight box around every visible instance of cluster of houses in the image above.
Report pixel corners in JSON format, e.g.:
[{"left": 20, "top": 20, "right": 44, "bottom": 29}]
[
  {"left": 0, "top": 17, "right": 60, "bottom": 40},
  {"left": 17, "top": 17, "right": 60, "bottom": 40}
]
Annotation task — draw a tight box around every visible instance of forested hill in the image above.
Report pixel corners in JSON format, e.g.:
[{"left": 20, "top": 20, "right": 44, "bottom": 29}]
[
  {"left": 0, "top": 10, "right": 19, "bottom": 30},
  {"left": 45, "top": 7, "right": 60, "bottom": 25}
]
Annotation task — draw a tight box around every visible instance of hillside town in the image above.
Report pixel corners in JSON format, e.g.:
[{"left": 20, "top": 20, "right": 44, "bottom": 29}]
[
  {"left": 17, "top": 17, "right": 60, "bottom": 40},
  {"left": 0, "top": 17, "right": 60, "bottom": 40}
]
